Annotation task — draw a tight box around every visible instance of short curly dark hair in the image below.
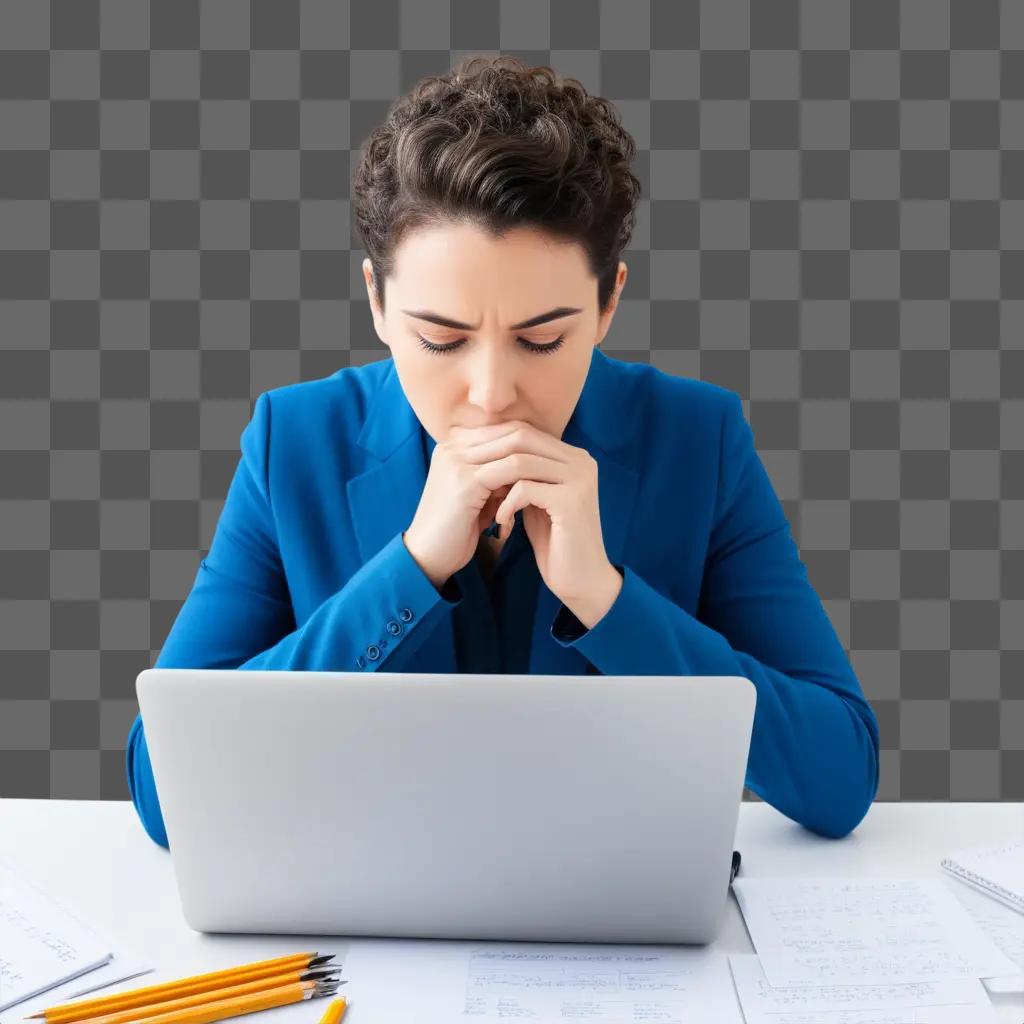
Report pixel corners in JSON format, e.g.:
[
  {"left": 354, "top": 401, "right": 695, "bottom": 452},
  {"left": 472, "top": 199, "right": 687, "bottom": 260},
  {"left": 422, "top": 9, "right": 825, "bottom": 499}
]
[{"left": 352, "top": 53, "right": 642, "bottom": 318}]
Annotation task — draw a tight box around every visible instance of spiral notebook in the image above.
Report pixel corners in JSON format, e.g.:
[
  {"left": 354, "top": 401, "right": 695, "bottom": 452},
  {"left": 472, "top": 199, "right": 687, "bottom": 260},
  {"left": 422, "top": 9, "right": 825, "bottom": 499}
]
[{"left": 941, "top": 838, "right": 1024, "bottom": 916}]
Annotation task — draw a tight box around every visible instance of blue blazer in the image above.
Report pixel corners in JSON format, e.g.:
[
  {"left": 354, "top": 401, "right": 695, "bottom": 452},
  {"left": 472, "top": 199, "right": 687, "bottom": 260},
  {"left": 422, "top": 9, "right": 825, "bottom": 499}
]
[{"left": 127, "top": 347, "right": 880, "bottom": 848}]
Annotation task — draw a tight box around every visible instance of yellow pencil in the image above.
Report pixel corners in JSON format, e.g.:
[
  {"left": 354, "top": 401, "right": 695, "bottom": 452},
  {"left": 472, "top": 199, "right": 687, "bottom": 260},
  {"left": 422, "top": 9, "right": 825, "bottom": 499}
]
[
  {"left": 317, "top": 997, "right": 347, "bottom": 1024},
  {"left": 60, "top": 979, "right": 340, "bottom": 1024},
  {"left": 24, "top": 954, "right": 335, "bottom": 1023},
  {"left": 30, "top": 970, "right": 344, "bottom": 1024}
]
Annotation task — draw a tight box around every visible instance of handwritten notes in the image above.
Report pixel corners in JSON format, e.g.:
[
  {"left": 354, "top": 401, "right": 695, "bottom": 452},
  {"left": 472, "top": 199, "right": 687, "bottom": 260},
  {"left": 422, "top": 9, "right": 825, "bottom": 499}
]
[
  {"left": 947, "top": 875, "right": 1024, "bottom": 994},
  {"left": 728, "top": 954, "right": 1000, "bottom": 1024},
  {"left": 731, "top": 877, "right": 1020, "bottom": 986}
]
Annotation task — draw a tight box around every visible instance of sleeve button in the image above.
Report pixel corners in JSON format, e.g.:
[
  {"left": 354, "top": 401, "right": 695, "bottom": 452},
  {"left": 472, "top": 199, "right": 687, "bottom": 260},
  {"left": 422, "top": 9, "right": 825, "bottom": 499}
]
[
  {"left": 386, "top": 619, "right": 402, "bottom": 635},
  {"left": 366, "top": 644, "right": 381, "bottom": 660},
  {"left": 356, "top": 655, "right": 366, "bottom": 669},
  {"left": 399, "top": 607, "right": 413, "bottom": 622}
]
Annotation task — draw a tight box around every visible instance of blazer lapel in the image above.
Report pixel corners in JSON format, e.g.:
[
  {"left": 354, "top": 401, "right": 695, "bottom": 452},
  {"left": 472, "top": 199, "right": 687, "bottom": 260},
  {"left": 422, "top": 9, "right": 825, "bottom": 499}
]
[{"left": 346, "top": 346, "right": 641, "bottom": 674}]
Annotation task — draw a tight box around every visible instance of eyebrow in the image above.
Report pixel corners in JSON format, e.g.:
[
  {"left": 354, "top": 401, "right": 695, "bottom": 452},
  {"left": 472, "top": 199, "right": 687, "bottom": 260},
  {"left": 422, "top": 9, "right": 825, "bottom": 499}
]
[{"left": 400, "top": 306, "right": 584, "bottom": 331}]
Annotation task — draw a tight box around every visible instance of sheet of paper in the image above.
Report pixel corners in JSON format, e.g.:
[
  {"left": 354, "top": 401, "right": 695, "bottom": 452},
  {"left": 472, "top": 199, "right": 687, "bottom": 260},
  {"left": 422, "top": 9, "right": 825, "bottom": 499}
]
[
  {"left": 8, "top": 958, "right": 156, "bottom": 1020},
  {"left": 948, "top": 876, "right": 1024, "bottom": 993},
  {"left": 731, "top": 877, "right": 1020, "bottom": 987},
  {"left": 728, "top": 953, "right": 1000, "bottom": 1024},
  {"left": 755, "top": 947, "right": 981, "bottom": 989},
  {"left": 339, "top": 936, "right": 745, "bottom": 1023},
  {"left": 0, "top": 860, "right": 114, "bottom": 1012}
]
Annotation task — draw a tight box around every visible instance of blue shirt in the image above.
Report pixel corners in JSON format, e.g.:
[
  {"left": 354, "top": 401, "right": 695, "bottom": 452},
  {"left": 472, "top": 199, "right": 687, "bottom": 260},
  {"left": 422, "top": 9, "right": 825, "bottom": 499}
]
[
  {"left": 451, "top": 507, "right": 537, "bottom": 675},
  {"left": 126, "top": 349, "right": 880, "bottom": 850}
]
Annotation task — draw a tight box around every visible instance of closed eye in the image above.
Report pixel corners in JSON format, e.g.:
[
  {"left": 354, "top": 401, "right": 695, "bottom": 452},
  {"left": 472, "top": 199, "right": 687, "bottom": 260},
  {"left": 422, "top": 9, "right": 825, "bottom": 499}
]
[{"left": 416, "top": 335, "right": 566, "bottom": 356}]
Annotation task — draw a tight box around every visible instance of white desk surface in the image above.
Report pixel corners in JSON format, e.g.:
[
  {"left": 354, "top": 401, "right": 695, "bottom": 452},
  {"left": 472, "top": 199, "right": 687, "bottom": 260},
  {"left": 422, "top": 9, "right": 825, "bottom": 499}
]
[{"left": 2, "top": 799, "right": 1022, "bottom": 1022}]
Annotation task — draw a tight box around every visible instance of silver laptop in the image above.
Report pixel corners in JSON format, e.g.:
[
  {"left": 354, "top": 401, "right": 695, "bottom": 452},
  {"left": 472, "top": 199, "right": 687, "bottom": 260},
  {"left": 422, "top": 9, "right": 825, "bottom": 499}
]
[{"left": 135, "top": 669, "right": 755, "bottom": 944}]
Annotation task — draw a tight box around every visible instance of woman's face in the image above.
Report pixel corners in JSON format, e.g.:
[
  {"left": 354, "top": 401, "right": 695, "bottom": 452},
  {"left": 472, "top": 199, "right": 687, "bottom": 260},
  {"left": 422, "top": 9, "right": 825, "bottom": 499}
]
[{"left": 363, "top": 221, "right": 627, "bottom": 443}]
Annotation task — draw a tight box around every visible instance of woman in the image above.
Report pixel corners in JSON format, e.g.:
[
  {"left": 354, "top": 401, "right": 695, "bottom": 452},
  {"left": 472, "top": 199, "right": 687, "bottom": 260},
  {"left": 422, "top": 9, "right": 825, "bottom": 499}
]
[{"left": 127, "top": 55, "right": 879, "bottom": 850}]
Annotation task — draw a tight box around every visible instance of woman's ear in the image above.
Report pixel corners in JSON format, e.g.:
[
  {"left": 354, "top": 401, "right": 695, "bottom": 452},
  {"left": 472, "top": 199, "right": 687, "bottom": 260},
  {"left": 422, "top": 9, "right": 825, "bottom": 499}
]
[
  {"left": 362, "top": 259, "right": 379, "bottom": 315},
  {"left": 595, "top": 261, "right": 628, "bottom": 347},
  {"left": 363, "top": 259, "right": 390, "bottom": 349}
]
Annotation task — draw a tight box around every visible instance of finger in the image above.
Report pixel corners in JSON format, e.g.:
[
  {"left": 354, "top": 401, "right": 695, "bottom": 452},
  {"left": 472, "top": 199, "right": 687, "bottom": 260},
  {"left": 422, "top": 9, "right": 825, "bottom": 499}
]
[
  {"left": 478, "top": 484, "right": 513, "bottom": 527},
  {"left": 495, "top": 480, "right": 560, "bottom": 531},
  {"left": 478, "top": 485, "right": 509, "bottom": 515},
  {"left": 474, "top": 452, "right": 567, "bottom": 494},
  {"left": 460, "top": 424, "right": 570, "bottom": 465},
  {"left": 477, "top": 495, "right": 502, "bottom": 533},
  {"left": 450, "top": 420, "right": 525, "bottom": 446}
]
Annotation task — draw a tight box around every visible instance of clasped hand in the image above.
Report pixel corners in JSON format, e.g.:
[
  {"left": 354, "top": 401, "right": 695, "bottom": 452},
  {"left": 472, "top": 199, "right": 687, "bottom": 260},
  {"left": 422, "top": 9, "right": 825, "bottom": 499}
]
[{"left": 454, "top": 419, "right": 620, "bottom": 612}]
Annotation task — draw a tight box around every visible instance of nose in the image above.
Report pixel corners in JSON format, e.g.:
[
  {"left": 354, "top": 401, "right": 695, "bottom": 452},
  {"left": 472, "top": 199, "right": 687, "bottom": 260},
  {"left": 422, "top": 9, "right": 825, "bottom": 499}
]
[{"left": 466, "top": 344, "right": 518, "bottom": 416}]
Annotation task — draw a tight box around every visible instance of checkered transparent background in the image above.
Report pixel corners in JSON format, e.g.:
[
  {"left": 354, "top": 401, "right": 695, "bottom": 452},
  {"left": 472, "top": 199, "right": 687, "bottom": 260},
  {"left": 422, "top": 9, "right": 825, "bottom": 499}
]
[{"left": 1, "top": 0, "right": 1022, "bottom": 803}]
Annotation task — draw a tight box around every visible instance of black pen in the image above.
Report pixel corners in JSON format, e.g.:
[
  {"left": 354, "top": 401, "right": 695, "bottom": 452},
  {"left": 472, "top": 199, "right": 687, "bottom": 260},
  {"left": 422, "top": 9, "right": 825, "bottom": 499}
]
[{"left": 730, "top": 850, "right": 742, "bottom": 884}]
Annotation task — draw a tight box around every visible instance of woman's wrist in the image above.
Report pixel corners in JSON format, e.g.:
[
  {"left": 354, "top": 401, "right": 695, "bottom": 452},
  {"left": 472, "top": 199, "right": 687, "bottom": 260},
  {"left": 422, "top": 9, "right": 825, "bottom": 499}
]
[{"left": 402, "top": 530, "right": 450, "bottom": 592}]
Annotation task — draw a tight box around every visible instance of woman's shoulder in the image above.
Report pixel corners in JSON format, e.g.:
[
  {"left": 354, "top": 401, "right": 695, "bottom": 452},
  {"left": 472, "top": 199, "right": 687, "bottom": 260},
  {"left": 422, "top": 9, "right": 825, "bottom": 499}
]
[
  {"left": 262, "top": 359, "right": 390, "bottom": 422},
  {"left": 601, "top": 353, "right": 741, "bottom": 434},
  {"left": 239, "top": 361, "right": 394, "bottom": 486}
]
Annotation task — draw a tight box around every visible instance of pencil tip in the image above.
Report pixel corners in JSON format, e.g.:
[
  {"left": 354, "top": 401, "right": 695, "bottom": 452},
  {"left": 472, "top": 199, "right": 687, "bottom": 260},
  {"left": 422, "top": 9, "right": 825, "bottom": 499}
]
[{"left": 303, "top": 968, "right": 342, "bottom": 981}]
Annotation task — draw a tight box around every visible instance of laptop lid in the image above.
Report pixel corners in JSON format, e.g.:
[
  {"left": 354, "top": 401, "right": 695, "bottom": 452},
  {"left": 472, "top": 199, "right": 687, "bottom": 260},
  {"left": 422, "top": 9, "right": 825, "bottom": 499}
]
[{"left": 136, "top": 669, "right": 755, "bottom": 944}]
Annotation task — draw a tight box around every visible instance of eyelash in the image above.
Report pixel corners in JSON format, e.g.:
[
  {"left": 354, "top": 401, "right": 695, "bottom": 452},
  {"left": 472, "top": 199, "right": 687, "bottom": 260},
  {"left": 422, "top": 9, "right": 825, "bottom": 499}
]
[{"left": 416, "top": 335, "right": 566, "bottom": 357}]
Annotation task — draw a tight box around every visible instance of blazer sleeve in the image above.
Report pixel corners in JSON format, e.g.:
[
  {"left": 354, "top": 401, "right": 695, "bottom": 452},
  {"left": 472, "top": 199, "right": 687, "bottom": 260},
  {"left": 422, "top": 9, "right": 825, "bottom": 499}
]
[
  {"left": 547, "top": 390, "right": 881, "bottom": 841},
  {"left": 126, "top": 391, "right": 465, "bottom": 849}
]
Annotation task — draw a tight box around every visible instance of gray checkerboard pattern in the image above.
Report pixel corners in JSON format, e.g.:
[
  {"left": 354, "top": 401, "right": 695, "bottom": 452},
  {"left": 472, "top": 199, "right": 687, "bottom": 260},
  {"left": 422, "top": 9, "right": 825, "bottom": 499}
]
[{"left": 1, "top": 0, "right": 1022, "bottom": 805}]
